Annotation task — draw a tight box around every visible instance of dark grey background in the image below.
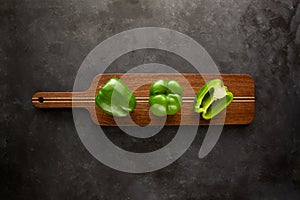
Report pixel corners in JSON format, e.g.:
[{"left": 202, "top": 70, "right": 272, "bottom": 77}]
[{"left": 1, "top": 0, "right": 300, "bottom": 199}]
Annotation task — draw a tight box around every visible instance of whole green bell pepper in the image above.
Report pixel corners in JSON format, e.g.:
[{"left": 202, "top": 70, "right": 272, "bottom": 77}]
[
  {"left": 149, "top": 80, "right": 182, "bottom": 116},
  {"left": 95, "top": 78, "right": 136, "bottom": 117},
  {"left": 194, "top": 79, "right": 233, "bottom": 120}
]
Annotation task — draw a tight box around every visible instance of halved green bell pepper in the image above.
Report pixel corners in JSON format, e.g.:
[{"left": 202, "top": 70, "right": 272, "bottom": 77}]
[
  {"left": 95, "top": 78, "right": 136, "bottom": 117},
  {"left": 194, "top": 79, "right": 233, "bottom": 120},
  {"left": 149, "top": 80, "right": 182, "bottom": 116}
]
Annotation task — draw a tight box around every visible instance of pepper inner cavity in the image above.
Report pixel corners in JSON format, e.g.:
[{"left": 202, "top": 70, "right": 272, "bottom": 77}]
[
  {"left": 205, "top": 95, "right": 228, "bottom": 114},
  {"left": 199, "top": 88, "right": 214, "bottom": 109}
]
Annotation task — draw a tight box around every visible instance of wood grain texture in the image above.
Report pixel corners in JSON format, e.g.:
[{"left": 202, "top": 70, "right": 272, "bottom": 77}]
[{"left": 32, "top": 74, "right": 255, "bottom": 126}]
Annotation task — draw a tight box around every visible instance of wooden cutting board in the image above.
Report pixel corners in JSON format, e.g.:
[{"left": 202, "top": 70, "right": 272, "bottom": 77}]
[{"left": 32, "top": 74, "right": 255, "bottom": 126}]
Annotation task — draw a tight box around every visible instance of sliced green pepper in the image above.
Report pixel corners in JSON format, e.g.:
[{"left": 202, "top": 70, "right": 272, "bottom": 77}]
[
  {"left": 149, "top": 80, "right": 182, "bottom": 116},
  {"left": 194, "top": 79, "right": 233, "bottom": 120},
  {"left": 95, "top": 78, "right": 136, "bottom": 117}
]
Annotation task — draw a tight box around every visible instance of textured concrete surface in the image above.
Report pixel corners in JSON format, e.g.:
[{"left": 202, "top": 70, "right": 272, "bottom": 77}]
[{"left": 1, "top": 0, "right": 300, "bottom": 199}]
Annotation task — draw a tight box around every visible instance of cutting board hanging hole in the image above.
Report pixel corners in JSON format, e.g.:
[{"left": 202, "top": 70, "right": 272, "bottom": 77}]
[{"left": 38, "top": 97, "right": 44, "bottom": 103}]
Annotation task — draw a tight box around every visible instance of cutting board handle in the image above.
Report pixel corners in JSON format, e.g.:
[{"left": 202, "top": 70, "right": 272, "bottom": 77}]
[{"left": 32, "top": 92, "right": 93, "bottom": 108}]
